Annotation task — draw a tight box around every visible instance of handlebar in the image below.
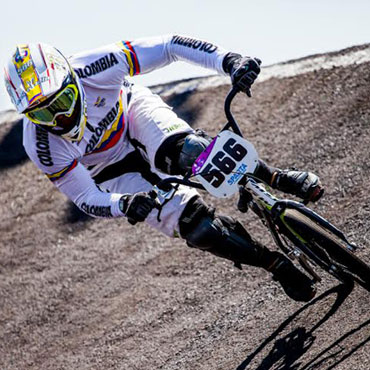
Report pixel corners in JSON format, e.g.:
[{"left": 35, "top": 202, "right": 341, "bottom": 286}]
[
  {"left": 221, "top": 86, "right": 244, "bottom": 137},
  {"left": 155, "top": 86, "right": 244, "bottom": 191}
]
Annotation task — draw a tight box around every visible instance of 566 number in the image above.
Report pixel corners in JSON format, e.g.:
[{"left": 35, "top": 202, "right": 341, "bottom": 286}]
[{"left": 199, "top": 138, "right": 247, "bottom": 188}]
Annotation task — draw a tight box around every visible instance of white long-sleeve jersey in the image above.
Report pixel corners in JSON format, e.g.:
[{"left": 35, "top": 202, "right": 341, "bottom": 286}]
[{"left": 23, "top": 35, "right": 230, "bottom": 218}]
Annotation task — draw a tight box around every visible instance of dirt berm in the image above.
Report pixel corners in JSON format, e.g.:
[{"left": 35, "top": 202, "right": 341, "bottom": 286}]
[{"left": 1, "top": 45, "right": 370, "bottom": 369}]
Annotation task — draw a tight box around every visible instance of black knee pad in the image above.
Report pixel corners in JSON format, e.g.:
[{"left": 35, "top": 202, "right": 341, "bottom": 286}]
[
  {"left": 179, "top": 197, "right": 267, "bottom": 267},
  {"left": 179, "top": 196, "right": 213, "bottom": 238}
]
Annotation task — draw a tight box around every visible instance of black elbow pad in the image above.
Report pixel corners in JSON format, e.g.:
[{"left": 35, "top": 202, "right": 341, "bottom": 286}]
[{"left": 154, "top": 130, "right": 212, "bottom": 175}]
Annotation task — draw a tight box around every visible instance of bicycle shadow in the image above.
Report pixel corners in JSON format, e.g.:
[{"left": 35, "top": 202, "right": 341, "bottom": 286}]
[{"left": 236, "top": 282, "right": 370, "bottom": 370}]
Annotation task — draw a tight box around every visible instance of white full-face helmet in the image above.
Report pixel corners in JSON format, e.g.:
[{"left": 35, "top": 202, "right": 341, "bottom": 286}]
[{"left": 4, "top": 43, "right": 87, "bottom": 141}]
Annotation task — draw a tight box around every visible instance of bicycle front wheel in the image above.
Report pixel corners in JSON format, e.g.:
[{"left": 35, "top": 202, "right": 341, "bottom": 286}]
[{"left": 282, "top": 208, "right": 370, "bottom": 291}]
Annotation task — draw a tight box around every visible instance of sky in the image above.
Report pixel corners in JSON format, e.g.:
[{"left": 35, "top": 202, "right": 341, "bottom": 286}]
[{"left": 1, "top": 0, "right": 369, "bottom": 111}]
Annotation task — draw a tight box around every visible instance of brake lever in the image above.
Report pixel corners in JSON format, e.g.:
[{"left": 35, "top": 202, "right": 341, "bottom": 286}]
[
  {"left": 149, "top": 186, "right": 178, "bottom": 223},
  {"left": 148, "top": 189, "right": 162, "bottom": 210},
  {"left": 149, "top": 186, "right": 176, "bottom": 204}
]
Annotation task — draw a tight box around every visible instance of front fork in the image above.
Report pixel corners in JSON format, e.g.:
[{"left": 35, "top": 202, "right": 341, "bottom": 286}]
[{"left": 240, "top": 178, "right": 322, "bottom": 282}]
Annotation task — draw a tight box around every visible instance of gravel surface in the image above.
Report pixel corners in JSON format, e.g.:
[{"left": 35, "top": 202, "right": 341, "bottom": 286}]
[{"left": 1, "top": 47, "right": 370, "bottom": 369}]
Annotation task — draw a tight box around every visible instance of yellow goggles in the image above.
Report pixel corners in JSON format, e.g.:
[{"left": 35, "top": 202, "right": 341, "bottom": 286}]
[{"left": 25, "top": 84, "right": 79, "bottom": 126}]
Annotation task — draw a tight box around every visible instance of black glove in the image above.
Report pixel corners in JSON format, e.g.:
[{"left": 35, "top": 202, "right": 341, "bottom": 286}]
[
  {"left": 119, "top": 192, "right": 159, "bottom": 225},
  {"left": 228, "top": 55, "right": 262, "bottom": 96}
]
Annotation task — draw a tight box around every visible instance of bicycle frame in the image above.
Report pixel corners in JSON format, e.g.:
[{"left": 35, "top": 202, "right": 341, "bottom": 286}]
[{"left": 242, "top": 178, "right": 353, "bottom": 282}]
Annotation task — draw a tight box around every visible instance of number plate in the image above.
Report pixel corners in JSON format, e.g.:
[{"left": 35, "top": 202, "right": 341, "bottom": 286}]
[{"left": 192, "top": 131, "right": 258, "bottom": 198}]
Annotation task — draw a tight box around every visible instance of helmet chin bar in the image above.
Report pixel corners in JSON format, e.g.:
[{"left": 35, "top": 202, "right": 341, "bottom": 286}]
[
  {"left": 48, "top": 73, "right": 87, "bottom": 142},
  {"left": 39, "top": 80, "right": 87, "bottom": 142},
  {"left": 62, "top": 114, "right": 87, "bottom": 142}
]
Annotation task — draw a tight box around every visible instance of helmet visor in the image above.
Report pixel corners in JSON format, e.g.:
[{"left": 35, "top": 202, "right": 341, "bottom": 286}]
[{"left": 26, "top": 84, "right": 78, "bottom": 127}]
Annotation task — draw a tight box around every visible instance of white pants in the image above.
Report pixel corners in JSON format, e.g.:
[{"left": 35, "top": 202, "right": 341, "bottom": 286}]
[{"left": 100, "top": 85, "right": 199, "bottom": 237}]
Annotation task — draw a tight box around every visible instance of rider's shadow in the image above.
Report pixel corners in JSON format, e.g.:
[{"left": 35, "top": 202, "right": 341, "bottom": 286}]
[
  {"left": 254, "top": 327, "right": 315, "bottom": 370},
  {"left": 164, "top": 90, "right": 200, "bottom": 127},
  {"left": 0, "top": 118, "right": 28, "bottom": 169},
  {"left": 236, "top": 282, "right": 370, "bottom": 370}
]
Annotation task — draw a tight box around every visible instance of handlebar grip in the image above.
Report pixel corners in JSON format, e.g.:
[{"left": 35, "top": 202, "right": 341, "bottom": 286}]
[
  {"left": 127, "top": 217, "right": 137, "bottom": 225},
  {"left": 148, "top": 189, "right": 157, "bottom": 199}
]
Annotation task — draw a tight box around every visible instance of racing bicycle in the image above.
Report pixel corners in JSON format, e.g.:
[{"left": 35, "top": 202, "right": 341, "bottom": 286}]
[{"left": 151, "top": 87, "right": 370, "bottom": 292}]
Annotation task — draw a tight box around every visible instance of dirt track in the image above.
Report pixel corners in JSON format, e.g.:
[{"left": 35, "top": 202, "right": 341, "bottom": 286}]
[{"left": 1, "top": 46, "right": 370, "bottom": 369}]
